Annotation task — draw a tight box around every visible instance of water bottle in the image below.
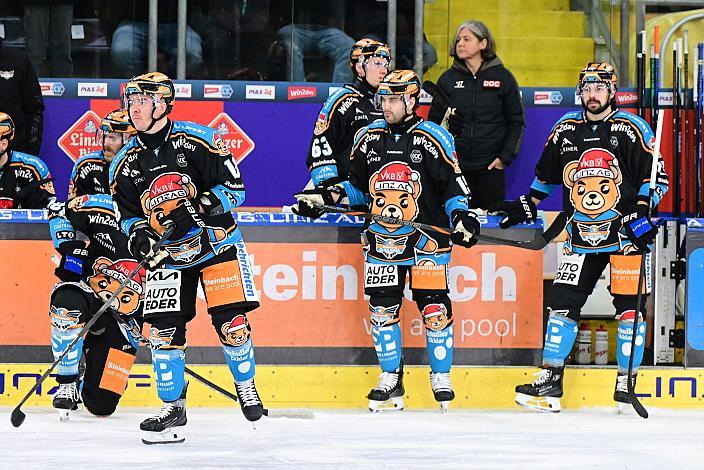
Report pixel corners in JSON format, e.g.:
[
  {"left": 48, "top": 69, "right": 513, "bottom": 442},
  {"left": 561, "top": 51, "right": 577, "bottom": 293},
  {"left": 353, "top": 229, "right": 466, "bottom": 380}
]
[
  {"left": 575, "top": 322, "right": 592, "bottom": 364},
  {"left": 594, "top": 324, "right": 609, "bottom": 365}
]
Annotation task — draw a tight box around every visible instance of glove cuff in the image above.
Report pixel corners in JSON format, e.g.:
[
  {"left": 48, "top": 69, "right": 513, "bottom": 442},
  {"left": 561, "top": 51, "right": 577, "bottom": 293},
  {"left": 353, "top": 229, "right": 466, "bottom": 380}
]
[{"left": 57, "top": 240, "right": 87, "bottom": 254}]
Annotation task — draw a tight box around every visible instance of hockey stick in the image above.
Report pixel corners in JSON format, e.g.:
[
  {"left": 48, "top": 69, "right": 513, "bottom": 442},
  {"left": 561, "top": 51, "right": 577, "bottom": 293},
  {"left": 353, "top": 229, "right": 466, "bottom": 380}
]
[
  {"left": 103, "top": 308, "right": 314, "bottom": 420},
  {"left": 312, "top": 203, "right": 567, "bottom": 251},
  {"left": 182, "top": 366, "right": 314, "bottom": 419},
  {"left": 626, "top": 111, "right": 665, "bottom": 420},
  {"left": 10, "top": 226, "right": 174, "bottom": 428}
]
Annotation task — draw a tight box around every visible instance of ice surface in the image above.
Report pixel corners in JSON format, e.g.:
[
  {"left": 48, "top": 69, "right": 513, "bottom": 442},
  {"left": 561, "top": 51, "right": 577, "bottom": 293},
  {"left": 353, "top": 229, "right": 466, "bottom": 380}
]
[{"left": 1, "top": 406, "right": 701, "bottom": 469}]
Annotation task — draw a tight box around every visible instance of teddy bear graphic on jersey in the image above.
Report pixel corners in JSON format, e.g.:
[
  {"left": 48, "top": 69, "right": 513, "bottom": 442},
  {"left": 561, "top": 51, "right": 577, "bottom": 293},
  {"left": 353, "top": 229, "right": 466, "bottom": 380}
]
[
  {"left": 563, "top": 148, "right": 632, "bottom": 253},
  {"left": 365, "top": 162, "right": 438, "bottom": 263}
]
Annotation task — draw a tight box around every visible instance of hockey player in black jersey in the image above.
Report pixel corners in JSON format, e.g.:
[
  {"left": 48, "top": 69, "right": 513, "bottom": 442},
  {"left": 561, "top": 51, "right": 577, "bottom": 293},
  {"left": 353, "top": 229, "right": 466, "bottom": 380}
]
[
  {"left": 110, "top": 72, "right": 263, "bottom": 443},
  {"left": 492, "top": 63, "right": 669, "bottom": 412},
  {"left": 296, "top": 38, "right": 391, "bottom": 201},
  {"left": 0, "top": 112, "right": 55, "bottom": 209},
  {"left": 295, "top": 70, "right": 480, "bottom": 412},
  {"left": 68, "top": 110, "right": 136, "bottom": 198},
  {"left": 48, "top": 194, "right": 146, "bottom": 420}
]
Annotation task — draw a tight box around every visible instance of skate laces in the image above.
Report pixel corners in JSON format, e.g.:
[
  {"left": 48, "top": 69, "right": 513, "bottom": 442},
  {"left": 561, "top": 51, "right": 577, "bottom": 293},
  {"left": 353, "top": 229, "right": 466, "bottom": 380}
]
[
  {"left": 374, "top": 371, "right": 399, "bottom": 392},
  {"left": 616, "top": 374, "right": 630, "bottom": 392},
  {"left": 532, "top": 368, "right": 553, "bottom": 386},
  {"left": 430, "top": 372, "right": 452, "bottom": 392},
  {"left": 55, "top": 382, "right": 79, "bottom": 401},
  {"left": 153, "top": 401, "right": 179, "bottom": 420},
  {"left": 236, "top": 379, "right": 261, "bottom": 407}
]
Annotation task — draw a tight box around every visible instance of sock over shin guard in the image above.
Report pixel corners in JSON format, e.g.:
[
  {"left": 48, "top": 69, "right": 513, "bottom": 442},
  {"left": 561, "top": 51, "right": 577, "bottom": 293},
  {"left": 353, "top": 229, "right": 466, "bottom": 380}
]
[
  {"left": 372, "top": 324, "right": 402, "bottom": 372},
  {"left": 151, "top": 348, "right": 186, "bottom": 402},
  {"left": 617, "top": 310, "right": 646, "bottom": 374},
  {"left": 542, "top": 311, "right": 578, "bottom": 368},
  {"left": 51, "top": 326, "right": 84, "bottom": 377},
  {"left": 223, "top": 338, "right": 256, "bottom": 382}
]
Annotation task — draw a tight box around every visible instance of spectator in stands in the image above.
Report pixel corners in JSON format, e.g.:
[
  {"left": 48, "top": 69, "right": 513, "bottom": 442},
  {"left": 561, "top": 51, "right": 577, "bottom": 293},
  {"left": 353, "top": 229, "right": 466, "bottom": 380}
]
[
  {"left": 428, "top": 20, "right": 524, "bottom": 209},
  {"left": 0, "top": 39, "right": 44, "bottom": 155},
  {"left": 99, "top": 0, "right": 202, "bottom": 78},
  {"left": 23, "top": 0, "right": 74, "bottom": 77},
  {"left": 273, "top": 0, "right": 355, "bottom": 82}
]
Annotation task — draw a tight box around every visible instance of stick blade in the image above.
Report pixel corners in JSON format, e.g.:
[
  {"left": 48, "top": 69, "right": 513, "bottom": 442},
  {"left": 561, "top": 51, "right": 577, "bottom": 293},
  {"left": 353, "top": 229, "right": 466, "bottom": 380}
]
[
  {"left": 10, "top": 407, "right": 26, "bottom": 428},
  {"left": 628, "top": 384, "right": 649, "bottom": 419},
  {"left": 264, "top": 408, "right": 315, "bottom": 419}
]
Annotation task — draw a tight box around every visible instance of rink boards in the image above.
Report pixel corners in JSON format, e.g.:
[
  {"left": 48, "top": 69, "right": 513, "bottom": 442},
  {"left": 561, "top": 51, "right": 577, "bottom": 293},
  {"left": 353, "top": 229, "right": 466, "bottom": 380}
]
[{"left": 3, "top": 364, "right": 704, "bottom": 410}]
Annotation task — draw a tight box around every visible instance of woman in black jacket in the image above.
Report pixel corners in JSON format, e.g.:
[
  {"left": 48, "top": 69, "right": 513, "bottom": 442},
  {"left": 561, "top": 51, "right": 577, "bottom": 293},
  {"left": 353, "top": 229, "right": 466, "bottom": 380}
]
[{"left": 428, "top": 20, "right": 524, "bottom": 209}]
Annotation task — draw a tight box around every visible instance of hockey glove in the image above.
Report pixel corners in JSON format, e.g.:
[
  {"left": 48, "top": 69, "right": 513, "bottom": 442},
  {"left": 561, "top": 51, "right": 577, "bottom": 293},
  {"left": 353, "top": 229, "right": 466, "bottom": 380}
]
[
  {"left": 292, "top": 187, "right": 338, "bottom": 220},
  {"left": 491, "top": 195, "right": 537, "bottom": 229},
  {"left": 199, "top": 191, "right": 225, "bottom": 216},
  {"left": 621, "top": 203, "right": 657, "bottom": 253},
  {"left": 451, "top": 210, "right": 481, "bottom": 248},
  {"left": 166, "top": 201, "right": 204, "bottom": 239},
  {"left": 128, "top": 224, "right": 169, "bottom": 268},
  {"left": 55, "top": 241, "right": 89, "bottom": 282}
]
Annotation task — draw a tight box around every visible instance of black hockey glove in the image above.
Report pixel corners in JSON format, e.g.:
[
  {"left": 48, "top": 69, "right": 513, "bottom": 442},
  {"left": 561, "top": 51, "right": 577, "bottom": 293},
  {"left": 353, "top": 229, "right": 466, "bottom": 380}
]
[
  {"left": 447, "top": 110, "right": 463, "bottom": 136},
  {"left": 166, "top": 201, "right": 204, "bottom": 239},
  {"left": 55, "top": 241, "right": 89, "bottom": 282},
  {"left": 199, "top": 191, "right": 225, "bottom": 216},
  {"left": 292, "top": 187, "right": 339, "bottom": 220},
  {"left": 450, "top": 210, "right": 481, "bottom": 248},
  {"left": 621, "top": 203, "right": 657, "bottom": 253},
  {"left": 128, "top": 224, "right": 159, "bottom": 260},
  {"left": 491, "top": 195, "right": 537, "bottom": 229}
]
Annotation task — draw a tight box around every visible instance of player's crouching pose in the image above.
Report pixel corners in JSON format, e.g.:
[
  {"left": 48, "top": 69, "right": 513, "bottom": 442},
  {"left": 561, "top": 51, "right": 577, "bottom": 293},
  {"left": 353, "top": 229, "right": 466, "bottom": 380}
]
[
  {"left": 109, "top": 72, "right": 263, "bottom": 444},
  {"left": 492, "top": 63, "right": 669, "bottom": 412},
  {"left": 295, "top": 70, "right": 480, "bottom": 412},
  {"left": 47, "top": 110, "right": 139, "bottom": 420}
]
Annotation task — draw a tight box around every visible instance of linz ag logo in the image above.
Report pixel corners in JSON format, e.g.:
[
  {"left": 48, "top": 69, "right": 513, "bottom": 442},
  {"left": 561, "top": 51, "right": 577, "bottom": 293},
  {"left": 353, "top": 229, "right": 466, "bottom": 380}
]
[
  {"left": 288, "top": 86, "right": 317, "bottom": 100},
  {"left": 533, "top": 91, "right": 563, "bottom": 105},
  {"left": 203, "top": 84, "right": 234, "bottom": 99},
  {"left": 40, "top": 81, "right": 65, "bottom": 96},
  {"left": 77, "top": 82, "right": 108, "bottom": 97},
  {"left": 245, "top": 85, "right": 275, "bottom": 100}
]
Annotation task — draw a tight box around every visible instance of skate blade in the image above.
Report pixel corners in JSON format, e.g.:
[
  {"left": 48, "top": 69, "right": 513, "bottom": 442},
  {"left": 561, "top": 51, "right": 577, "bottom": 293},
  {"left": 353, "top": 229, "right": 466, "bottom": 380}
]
[
  {"left": 368, "top": 396, "right": 405, "bottom": 412},
  {"left": 438, "top": 402, "right": 450, "bottom": 413},
  {"left": 141, "top": 427, "right": 186, "bottom": 445},
  {"left": 515, "top": 393, "right": 561, "bottom": 413},
  {"left": 57, "top": 409, "right": 71, "bottom": 421}
]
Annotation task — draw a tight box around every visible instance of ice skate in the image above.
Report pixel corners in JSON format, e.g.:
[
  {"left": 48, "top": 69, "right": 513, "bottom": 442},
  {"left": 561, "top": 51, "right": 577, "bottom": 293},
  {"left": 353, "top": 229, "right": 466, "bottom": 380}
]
[
  {"left": 614, "top": 372, "right": 637, "bottom": 414},
  {"left": 515, "top": 367, "right": 564, "bottom": 413},
  {"left": 430, "top": 372, "right": 454, "bottom": 412},
  {"left": 53, "top": 380, "right": 81, "bottom": 421},
  {"left": 368, "top": 364, "right": 404, "bottom": 412},
  {"left": 235, "top": 378, "right": 264, "bottom": 425},
  {"left": 140, "top": 383, "right": 187, "bottom": 445}
]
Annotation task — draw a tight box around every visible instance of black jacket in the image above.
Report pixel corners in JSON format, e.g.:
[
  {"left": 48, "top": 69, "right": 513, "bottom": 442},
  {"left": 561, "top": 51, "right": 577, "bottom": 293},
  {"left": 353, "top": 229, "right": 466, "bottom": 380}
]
[
  {"left": 428, "top": 57, "right": 524, "bottom": 172},
  {"left": 0, "top": 42, "right": 44, "bottom": 155}
]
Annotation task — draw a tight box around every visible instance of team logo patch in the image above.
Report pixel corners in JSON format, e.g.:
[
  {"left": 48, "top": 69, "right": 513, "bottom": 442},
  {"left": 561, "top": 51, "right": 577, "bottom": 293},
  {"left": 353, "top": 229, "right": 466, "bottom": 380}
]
[
  {"left": 422, "top": 304, "right": 451, "bottom": 331},
  {"left": 148, "top": 326, "right": 177, "bottom": 349},
  {"left": 577, "top": 221, "right": 612, "bottom": 246},
  {"left": 164, "top": 235, "right": 202, "bottom": 263},
  {"left": 410, "top": 150, "right": 422, "bottom": 163},
  {"left": 610, "top": 136, "right": 619, "bottom": 148},
  {"left": 369, "top": 304, "right": 400, "bottom": 327},
  {"left": 221, "top": 315, "right": 251, "bottom": 346},
  {"left": 50, "top": 306, "right": 82, "bottom": 330},
  {"left": 313, "top": 113, "right": 328, "bottom": 135},
  {"left": 375, "top": 236, "right": 408, "bottom": 259}
]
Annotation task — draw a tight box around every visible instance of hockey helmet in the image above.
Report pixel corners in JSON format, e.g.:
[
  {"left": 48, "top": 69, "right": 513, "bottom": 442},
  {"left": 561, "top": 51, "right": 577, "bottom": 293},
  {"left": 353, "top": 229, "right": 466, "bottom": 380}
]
[
  {"left": 578, "top": 62, "right": 617, "bottom": 90},
  {"left": 100, "top": 109, "right": 136, "bottom": 135},
  {"left": 0, "top": 112, "right": 15, "bottom": 142},
  {"left": 349, "top": 38, "right": 391, "bottom": 68},
  {"left": 376, "top": 70, "right": 421, "bottom": 98},
  {"left": 123, "top": 72, "right": 175, "bottom": 112}
]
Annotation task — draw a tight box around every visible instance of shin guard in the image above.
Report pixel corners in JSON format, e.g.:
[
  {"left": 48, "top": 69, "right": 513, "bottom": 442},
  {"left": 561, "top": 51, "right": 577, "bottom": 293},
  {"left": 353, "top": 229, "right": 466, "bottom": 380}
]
[
  {"left": 223, "top": 338, "right": 256, "bottom": 382},
  {"left": 542, "top": 311, "right": 578, "bottom": 368},
  {"left": 151, "top": 348, "right": 186, "bottom": 402},
  {"left": 617, "top": 310, "right": 646, "bottom": 374}
]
